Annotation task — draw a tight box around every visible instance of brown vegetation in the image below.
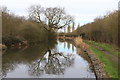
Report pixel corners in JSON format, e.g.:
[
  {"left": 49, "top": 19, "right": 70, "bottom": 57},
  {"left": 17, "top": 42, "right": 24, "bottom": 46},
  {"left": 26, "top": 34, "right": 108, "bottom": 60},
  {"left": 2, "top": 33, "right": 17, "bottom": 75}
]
[
  {"left": 67, "top": 10, "right": 119, "bottom": 48},
  {"left": 1, "top": 5, "right": 74, "bottom": 47},
  {"left": 74, "top": 37, "right": 89, "bottom": 52},
  {"left": 2, "top": 7, "right": 53, "bottom": 46}
]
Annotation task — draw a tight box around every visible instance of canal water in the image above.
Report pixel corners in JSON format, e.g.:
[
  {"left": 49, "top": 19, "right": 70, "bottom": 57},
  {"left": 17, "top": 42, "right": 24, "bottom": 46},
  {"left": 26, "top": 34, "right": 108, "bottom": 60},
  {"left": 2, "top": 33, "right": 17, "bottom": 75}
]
[{"left": 2, "top": 40, "right": 95, "bottom": 78}]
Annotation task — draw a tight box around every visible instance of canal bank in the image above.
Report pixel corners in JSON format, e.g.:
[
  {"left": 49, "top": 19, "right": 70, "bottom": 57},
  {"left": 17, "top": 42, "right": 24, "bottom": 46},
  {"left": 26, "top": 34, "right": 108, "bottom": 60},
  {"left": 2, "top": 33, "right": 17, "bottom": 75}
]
[
  {"left": 84, "top": 40, "right": 119, "bottom": 78},
  {"left": 58, "top": 37, "right": 109, "bottom": 79},
  {"left": 0, "top": 44, "right": 7, "bottom": 50}
]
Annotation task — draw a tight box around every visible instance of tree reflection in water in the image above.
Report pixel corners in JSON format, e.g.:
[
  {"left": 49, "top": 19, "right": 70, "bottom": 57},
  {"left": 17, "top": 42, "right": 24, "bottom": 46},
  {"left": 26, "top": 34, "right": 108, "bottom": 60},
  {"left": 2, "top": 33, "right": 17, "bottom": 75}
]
[
  {"left": 2, "top": 39, "right": 96, "bottom": 78},
  {"left": 2, "top": 39, "right": 58, "bottom": 77},
  {"left": 28, "top": 50, "right": 74, "bottom": 77},
  {"left": 2, "top": 39, "right": 75, "bottom": 78}
]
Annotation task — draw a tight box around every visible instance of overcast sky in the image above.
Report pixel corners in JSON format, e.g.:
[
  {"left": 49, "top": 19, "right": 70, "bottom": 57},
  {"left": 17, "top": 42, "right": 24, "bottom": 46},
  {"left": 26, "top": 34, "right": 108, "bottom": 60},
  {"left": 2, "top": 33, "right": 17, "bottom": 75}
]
[{"left": 0, "top": 0, "right": 119, "bottom": 27}]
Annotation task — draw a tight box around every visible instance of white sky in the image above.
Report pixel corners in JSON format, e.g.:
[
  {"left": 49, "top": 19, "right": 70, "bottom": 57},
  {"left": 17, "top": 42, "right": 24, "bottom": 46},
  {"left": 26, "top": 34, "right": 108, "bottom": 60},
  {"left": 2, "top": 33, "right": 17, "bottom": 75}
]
[{"left": 0, "top": 0, "right": 119, "bottom": 27}]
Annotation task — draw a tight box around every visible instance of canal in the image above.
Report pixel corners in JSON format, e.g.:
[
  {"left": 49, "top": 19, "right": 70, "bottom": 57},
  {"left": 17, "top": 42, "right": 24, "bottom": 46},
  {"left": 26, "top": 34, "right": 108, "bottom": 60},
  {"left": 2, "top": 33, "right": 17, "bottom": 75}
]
[{"left": 2, "top": 39, "right": 96, "bottom": 78}]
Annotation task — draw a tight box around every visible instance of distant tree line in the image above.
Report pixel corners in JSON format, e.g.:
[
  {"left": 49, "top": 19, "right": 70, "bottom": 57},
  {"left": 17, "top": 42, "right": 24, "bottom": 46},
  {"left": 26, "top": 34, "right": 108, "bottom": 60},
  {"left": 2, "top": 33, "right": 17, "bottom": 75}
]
[
  {"left": 1, "top": 5, "right": 74, "bottom": 46},
  {"left": 66, "top": 10, "right": 119, "bottom": 48}
]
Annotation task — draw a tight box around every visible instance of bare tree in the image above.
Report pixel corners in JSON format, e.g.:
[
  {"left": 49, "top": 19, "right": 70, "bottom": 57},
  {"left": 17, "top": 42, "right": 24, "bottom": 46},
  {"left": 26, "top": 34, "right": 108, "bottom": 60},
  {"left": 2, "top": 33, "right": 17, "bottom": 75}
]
[
  {"left": 45, "top": 7, "right": 74, "bottom": 30},
  {"left": 67, "top": 25, "right": 71, "bottom": 33},
  {"left": 72, "top": 22, "right": 75, "bottom": 32},
  {"left": 28, "top": 5, "right": 44, "bottom": 23},
  {"left": 28, "top": 5, "right": 74, "bottom": 31}
]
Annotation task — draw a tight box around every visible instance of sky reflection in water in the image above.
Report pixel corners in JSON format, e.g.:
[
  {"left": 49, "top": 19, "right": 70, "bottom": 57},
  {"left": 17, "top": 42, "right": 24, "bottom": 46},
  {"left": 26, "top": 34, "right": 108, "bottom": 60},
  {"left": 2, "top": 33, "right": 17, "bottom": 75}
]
[{"left": 2, "top": 40, "right": 95, "bottom": 78}]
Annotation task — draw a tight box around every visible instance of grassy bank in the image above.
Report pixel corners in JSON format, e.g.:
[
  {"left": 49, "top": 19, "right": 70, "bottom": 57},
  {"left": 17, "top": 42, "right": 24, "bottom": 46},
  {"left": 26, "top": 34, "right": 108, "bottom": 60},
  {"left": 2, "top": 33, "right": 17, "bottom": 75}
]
[
  {"left": 84, "top": 40, "right": 120, "bottom": 56},
  {"left": 84, "top": 40, "right": 119, "bottom": 78}
]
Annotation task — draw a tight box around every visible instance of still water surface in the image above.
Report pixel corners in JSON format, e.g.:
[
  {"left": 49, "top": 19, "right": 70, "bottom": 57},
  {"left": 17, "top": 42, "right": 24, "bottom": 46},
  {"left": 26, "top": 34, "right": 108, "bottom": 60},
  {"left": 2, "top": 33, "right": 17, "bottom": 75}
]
[{"left": 2, "top": 40, "right": 95, "bottom": 78}]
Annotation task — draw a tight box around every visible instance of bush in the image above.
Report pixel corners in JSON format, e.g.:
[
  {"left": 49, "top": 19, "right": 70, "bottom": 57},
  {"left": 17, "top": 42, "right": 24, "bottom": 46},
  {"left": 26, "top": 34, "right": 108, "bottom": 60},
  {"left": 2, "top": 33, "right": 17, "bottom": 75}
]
[
  {"left": 69, "top": 10, "right": 118, "bottom": 48},
  {"left": 2, "top": 36, "right": 22, "bottom": 47},
  {"left": 19, "top": 21, "right": 48, "bottom": 43},
  {"left": 2, "top": 7, "right": 58, "bottom": 46}
]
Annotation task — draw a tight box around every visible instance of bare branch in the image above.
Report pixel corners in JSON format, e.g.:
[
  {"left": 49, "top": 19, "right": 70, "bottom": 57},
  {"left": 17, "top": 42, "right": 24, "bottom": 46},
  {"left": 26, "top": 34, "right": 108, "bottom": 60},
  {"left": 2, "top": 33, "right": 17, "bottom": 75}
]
[
  {"left": 28, "top": 5, "right": 74, "bottom": 31},
  {"left": 45, "top": 7, "right": 74, "bottom": 30},
  {"left": 28, "top": 5, "right": 44, "bottom": 23}
]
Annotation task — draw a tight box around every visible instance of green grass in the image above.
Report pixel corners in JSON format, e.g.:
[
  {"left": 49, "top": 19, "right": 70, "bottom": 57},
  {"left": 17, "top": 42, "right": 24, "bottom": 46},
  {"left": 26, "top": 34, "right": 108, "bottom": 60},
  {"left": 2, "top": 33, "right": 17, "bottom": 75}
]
[
  {"left": 90, "top": 46, "right": 118, "bottom": 78},
  {"left": 84, "top": 40, "right": 120, "bottom": 56},
  {"left": 84, "top": 40, "right": 119, "bottom": 78}
]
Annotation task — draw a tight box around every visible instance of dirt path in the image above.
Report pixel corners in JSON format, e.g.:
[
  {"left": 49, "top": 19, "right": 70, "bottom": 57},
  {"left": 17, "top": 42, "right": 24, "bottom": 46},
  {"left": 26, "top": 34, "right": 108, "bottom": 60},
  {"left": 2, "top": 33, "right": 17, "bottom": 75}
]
[{"left": 91, "top": 44, "right": 119, "bottom": 66}]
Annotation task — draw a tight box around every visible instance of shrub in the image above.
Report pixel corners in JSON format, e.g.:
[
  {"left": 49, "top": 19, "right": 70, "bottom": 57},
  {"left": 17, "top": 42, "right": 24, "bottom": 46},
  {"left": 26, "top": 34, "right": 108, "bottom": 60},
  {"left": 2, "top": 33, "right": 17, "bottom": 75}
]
[
  {"left": 19, "top": 21, "right": 48, "bottom": 43},
  {"left": 2, "top": 36, "right": 22, "bottom": 47}
]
